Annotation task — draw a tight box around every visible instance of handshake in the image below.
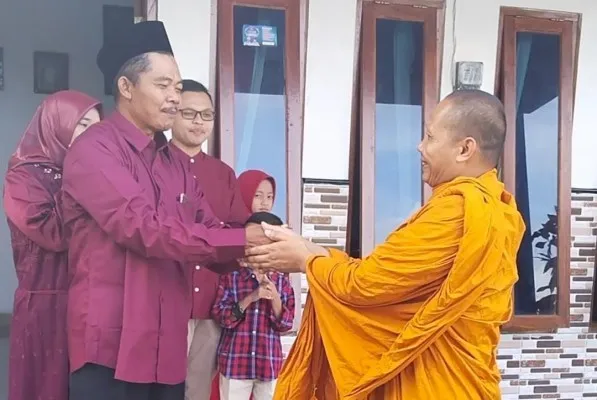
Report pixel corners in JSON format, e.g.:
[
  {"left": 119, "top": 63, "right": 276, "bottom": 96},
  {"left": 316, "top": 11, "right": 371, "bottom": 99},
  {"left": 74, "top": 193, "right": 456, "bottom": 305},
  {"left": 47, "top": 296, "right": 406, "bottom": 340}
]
[{"left": 241, "top": 211, "right": 329, "bottom": 274}]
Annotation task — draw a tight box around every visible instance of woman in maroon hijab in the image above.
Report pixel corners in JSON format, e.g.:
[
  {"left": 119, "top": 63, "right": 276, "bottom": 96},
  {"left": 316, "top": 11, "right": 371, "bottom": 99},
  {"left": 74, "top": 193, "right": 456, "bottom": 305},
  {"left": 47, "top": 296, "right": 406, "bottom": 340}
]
[{"left": 3, "top": 90, "right": 101, "bottom": 400}]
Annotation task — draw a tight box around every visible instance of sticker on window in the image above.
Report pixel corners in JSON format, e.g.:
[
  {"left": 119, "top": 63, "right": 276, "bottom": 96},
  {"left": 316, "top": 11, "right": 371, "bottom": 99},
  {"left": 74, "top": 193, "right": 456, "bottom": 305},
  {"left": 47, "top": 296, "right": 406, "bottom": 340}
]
[{"left": 243, "top": 24, "right": 278, "bottom": 47}]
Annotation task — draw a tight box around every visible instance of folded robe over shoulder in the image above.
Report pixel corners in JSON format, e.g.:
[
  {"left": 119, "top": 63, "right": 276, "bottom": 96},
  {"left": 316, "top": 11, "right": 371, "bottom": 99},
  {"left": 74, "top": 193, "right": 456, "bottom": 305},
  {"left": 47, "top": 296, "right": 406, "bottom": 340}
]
[{"left": 274, "top": 170, "right": 525, "bottom": 400}]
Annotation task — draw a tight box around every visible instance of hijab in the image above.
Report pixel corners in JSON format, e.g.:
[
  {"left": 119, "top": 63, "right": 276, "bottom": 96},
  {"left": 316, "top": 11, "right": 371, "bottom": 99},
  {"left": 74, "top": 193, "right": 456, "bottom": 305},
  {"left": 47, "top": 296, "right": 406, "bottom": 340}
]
[
  {"left": 237, "top": 169, "right": 276, "bottom": 213},
  {"left": 8, "top": 90, "right": 101, "bottom": 170}
]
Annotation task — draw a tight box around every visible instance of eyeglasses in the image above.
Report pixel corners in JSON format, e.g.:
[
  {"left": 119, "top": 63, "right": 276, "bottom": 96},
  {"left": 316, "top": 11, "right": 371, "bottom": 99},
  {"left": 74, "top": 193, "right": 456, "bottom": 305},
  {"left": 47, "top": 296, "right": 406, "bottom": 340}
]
[{"left": 179, "top": 109, "right": 216, "bottom": 121}]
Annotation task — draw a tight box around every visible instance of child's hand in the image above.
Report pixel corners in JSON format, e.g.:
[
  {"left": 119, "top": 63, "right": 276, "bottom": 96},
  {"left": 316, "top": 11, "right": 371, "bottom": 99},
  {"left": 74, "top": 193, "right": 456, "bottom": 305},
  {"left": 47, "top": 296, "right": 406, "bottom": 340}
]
[
  {"left": 251, "top": 284, "right": 274, "bottom": 301},
  {"left": 261, "top": 275, "right": 279, "bottom": 298}
]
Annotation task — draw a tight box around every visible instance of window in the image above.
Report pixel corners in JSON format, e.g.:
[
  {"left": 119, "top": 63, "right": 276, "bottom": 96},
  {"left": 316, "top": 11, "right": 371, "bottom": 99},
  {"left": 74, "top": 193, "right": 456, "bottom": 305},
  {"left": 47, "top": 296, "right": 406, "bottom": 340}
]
[
  {"left": 497, "top": 8, "right": 579, "bottom": 331},
  {"left": 348, "top": 0, "right": 444, "bottom": 257},
  {"left": 216, "top": 0, "right": 307, "bottom": 329}
]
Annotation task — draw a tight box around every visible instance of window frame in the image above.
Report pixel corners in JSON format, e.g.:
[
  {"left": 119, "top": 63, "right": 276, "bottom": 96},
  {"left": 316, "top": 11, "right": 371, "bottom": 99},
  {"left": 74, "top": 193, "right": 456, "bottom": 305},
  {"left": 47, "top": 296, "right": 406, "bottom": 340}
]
[
  {"left": 215, "top": 0, "right": 308, "bottom": 330},
  {"left": 496, "top": 7, "right": 580, "bottom": 332},
  {"left": 354, "top": 0, "right": 444, "bottom": 256}
]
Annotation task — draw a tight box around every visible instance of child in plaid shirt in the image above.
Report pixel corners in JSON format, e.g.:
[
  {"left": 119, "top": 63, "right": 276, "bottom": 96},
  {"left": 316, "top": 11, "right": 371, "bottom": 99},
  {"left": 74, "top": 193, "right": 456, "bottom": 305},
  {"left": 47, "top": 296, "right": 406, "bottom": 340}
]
[{"left": 211, "top": 212, "right": 295, "bottom": 400}]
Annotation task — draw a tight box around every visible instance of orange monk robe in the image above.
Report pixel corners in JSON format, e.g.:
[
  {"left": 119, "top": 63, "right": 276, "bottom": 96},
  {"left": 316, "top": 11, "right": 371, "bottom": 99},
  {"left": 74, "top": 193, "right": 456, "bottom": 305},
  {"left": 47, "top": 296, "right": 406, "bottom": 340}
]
[{"left": 274, "top": 170, "right": 525, "bottom": 400}]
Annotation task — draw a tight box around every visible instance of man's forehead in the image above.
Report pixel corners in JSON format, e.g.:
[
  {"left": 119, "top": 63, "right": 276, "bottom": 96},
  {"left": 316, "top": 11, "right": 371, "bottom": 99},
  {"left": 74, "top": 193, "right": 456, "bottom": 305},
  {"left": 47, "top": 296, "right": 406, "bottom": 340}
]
[
  {"left": 144, "top": 53, "right": 181, "bottom": 79},
  {"left": 180, "top": 91, "right": 211, "bottom": 108}
]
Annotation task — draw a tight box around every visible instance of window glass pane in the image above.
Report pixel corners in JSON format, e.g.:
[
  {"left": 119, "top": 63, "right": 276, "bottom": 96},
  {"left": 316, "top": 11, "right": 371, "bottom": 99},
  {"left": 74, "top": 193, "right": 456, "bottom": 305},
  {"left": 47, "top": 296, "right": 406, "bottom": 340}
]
[
  {"left": 374, "top": 19, "right": 424, "bottom": 244},
  {"left": 233, "top": 6, "right": 287, "bottom": 219},
  {"left": 514, "top": 31, "right": 560, "bottom": 315}
]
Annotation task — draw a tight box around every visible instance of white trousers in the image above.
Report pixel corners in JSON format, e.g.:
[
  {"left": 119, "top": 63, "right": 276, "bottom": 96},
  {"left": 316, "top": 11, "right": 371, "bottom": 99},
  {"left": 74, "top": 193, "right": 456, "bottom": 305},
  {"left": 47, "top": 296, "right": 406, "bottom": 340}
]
[
  {"left": 219, "top": 375, "right": 276, "bottom": 400},
  {"left": 185, "top": 319, "right": 221, "bottom": 400}
]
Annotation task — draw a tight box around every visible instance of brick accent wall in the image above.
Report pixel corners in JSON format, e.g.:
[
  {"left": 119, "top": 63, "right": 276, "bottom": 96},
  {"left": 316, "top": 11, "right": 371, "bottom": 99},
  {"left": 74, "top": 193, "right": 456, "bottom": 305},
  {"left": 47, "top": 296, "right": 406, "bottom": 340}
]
[{"left": 289, "top": 184, "right": 597, "bottom": 399}]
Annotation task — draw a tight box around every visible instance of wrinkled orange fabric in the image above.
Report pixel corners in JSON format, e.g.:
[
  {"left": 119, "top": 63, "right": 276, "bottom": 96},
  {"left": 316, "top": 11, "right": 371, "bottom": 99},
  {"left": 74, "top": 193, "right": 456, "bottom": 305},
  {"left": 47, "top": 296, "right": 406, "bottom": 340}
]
[{"left": 274, "top": 170, "right": 525, "bottom": 400}]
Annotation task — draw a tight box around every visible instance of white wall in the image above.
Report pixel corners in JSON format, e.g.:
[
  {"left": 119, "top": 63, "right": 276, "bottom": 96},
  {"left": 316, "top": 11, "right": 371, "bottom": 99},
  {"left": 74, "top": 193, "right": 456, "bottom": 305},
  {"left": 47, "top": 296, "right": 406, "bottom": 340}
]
[
  {"left": 441, "top": 0, "right": 597, "bottom": 189},
  {"left": 0, "top": 0, "right": 132, "bottom": 313},
  {"left": 159, "top": 0, "right": 216, "bottom": 149},
  {"left": 165, "top": 0, "right": 597, "bottom": 187},
  {"left": 301, "top": 0, "right": 359, "bottom": 180}
]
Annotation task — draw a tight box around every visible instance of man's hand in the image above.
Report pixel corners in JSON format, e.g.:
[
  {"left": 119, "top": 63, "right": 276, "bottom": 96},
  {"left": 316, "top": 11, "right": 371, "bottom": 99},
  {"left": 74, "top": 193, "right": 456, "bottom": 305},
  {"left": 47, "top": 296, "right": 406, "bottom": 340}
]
[
  {"left": 245, "top": 223, "right": 272, "bottom": 248},
  {"left": 244, "top": 222, "right": 329, "bottom": 273}
]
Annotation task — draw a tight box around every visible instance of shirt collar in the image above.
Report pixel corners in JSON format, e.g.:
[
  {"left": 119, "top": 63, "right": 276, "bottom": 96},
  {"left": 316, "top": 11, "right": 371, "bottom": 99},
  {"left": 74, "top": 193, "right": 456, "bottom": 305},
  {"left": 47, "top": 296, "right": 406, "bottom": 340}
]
[
  {"left": 240, "top": 268, "right": 254, "bottom": 281},
  {"left": 110, "top": 112, "right": 169, "bottom": 152},
  {"left": 240, "top": 268, "right": 279, "bottom": 282},
  {"left": 167, "top": 140, "right": 206, "bottom": 164}
]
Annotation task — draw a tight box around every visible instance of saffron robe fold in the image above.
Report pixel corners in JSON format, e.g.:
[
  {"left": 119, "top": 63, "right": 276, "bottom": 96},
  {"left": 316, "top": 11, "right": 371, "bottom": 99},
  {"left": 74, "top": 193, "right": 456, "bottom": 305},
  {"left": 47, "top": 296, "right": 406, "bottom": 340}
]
[{"left": 274, "top": 170, "right": 525, "bottom": 400}]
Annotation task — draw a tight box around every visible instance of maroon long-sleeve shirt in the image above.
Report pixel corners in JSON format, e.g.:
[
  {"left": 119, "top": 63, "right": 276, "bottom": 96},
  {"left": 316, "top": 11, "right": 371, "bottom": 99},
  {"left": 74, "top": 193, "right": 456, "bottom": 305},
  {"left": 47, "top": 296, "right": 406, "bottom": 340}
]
[
  {"left": 61, "top": 112, "right": 246, "bottom": 384},
  {"left": 169, "top": 144, "right": 249, "bottom": 319}
]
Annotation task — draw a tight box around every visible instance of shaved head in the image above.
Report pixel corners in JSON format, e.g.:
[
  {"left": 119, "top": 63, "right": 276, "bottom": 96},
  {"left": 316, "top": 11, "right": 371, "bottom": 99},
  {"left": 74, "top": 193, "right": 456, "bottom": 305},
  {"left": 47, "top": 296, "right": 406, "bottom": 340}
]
[
  {"left": 419, "top": 89, "right": 506, "bottom": 187},
  {"left": 438, "top": 89, "right": 506, "bottom": 166}
]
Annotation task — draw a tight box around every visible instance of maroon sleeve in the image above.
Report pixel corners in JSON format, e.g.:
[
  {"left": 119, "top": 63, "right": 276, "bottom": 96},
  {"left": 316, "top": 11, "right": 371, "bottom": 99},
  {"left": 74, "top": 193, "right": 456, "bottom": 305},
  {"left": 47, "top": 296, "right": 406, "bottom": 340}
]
[
  {"left": 3, "top": 167, "right": 67, "bottom": 252},
  {"left": 62, "top": 132, "right": 246, "bottom": 264},
  {"left": 191, "top": 176, "right": 242, "bottom": 274}
]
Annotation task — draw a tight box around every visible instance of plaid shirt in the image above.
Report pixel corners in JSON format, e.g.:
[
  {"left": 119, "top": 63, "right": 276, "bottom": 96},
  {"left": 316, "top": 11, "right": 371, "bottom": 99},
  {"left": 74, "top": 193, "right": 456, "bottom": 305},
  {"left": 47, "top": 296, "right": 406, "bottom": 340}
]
[{"left": 211, "top": 268, "right": 295, "bottom": 381}]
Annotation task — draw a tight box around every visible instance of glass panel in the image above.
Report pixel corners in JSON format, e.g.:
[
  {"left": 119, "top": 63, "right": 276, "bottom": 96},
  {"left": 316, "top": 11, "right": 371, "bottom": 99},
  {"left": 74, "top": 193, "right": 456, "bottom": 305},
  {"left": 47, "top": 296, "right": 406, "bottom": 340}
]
[
  {"left": 513, "top": 32, "right": 560, "bottom": 315},
  {"left": 374, "top": 19, "right": 424, "bottom": 244},
  {"left": 233, "top": 6, "right": 287, "bottom": 220}
]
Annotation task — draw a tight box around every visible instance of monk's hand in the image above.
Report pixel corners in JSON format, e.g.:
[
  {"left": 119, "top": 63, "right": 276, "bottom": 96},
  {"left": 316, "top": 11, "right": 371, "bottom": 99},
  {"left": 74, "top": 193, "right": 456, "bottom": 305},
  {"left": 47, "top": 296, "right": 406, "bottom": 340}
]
[
  {"left": 245, "top": 223, "right": 273, "bottom": 248},
  {"left": 262, "top": 222, "right": 299, "bottom": 241},
  {"left": 243, "top": 223, "right": 312, "bottom": 273},
  {"left": 262, "top": 222, "right": 329, "bottom": 257}
]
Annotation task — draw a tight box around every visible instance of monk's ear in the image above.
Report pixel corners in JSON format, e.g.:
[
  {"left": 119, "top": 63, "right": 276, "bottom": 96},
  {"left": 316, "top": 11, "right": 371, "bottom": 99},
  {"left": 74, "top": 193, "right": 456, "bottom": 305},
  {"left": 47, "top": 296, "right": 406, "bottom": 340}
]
[
  {"left": 117, "top": 76, "right": 134, "bottom": 101},
  {"left": 456, "top": 136, "right": 477, "bottom": 163}
]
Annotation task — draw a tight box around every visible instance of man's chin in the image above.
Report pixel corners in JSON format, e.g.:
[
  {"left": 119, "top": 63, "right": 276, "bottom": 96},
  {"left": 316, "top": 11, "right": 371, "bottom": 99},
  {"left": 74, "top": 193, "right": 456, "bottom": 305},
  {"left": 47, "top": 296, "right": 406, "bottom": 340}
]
[{"left": 156, "top": 121, "right": 175, "bottom": 133}]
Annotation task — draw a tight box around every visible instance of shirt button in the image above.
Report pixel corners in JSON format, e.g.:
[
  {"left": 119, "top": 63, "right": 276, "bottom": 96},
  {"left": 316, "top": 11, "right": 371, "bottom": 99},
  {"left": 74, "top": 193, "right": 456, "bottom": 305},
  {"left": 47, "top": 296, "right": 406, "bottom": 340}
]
[
  {"left": 252, "top": 331, "right": 256, "bottom": 335},
  {"left": 195, "top": 265, "right": 201, "bottom": 271},
  {"left": 193, "top": 175, "right": 197, "bottom": 179},
  {"left": 190, "top": 158, "right": 195, "bottom": 164},
  {"left": 194, "top": 287, "right": 200, "bottom": 293},
  {"left": 251, "top": 352, "right": 255, "bottom": 356}
]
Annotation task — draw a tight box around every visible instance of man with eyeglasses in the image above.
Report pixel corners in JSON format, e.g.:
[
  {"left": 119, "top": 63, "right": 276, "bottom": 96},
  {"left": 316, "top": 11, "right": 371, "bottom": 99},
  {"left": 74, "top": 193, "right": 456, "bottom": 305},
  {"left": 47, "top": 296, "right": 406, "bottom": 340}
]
[{"left": 169, "top": 79, "right": 250, "bottom": 400}]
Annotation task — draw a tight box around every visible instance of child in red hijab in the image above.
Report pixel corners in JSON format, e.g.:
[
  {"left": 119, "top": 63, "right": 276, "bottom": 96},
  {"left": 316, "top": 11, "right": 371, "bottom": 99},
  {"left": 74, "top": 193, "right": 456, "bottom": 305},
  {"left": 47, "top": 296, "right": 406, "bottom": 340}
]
[
  {"left": 209, "top": 169, "right": 277, "bottom": 400},
  {"left": 211, "top": 170, "right": 294, "bottom": 400},
  {"left": 237, "top": 169, "right": 276, "bottom": 214}
]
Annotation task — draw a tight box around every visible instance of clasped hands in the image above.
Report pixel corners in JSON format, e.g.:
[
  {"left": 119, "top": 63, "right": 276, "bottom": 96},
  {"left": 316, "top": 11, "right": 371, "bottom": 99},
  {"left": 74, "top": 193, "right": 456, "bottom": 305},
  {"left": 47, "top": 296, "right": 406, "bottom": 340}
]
[{"left": 243, "top": 223, "right": 329, "bottom": 274}]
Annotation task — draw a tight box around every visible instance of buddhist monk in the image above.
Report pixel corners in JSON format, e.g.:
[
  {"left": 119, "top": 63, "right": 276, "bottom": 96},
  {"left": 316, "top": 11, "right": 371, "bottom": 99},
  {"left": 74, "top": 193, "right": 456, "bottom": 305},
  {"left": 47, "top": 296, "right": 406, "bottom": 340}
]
[
  {"left": 168, "top": 79, "right": 249, "bottom": 400},
  {"left": 245, "top": 89, "right": 526, "bottom": 399},
  {"left": 61, "top": 22, "right": 269, "bottom": 400},
  {"left": 3, "top": 90, "right": 101, "bottom": 400}
]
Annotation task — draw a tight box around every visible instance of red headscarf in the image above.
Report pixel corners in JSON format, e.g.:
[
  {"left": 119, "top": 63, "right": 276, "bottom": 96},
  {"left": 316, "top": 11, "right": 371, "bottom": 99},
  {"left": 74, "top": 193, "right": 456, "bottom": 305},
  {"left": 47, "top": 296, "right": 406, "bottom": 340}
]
[
  {"left": 237, "top": 169, "right": 276, "bottom": 213},
  {"left": 8, "top": 90, "right": 101, "bottom": 170}
]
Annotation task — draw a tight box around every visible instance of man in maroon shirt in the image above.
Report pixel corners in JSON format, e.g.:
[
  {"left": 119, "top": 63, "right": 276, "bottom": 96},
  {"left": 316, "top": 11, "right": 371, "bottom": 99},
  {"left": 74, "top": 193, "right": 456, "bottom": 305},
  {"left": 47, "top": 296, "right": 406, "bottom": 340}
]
[
  {"left": 168, "top": 79, "right": 250, "bottom": 400},
  {"left": 62, "top": 21, "right": 268, "bottom": 400}
]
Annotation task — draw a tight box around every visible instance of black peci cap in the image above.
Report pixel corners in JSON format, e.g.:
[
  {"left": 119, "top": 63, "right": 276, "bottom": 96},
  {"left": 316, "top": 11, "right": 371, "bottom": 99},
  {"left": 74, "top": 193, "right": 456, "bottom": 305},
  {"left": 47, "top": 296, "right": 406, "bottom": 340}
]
[{"left": 96, "top": 21, "right": 174, "bottom": 87}]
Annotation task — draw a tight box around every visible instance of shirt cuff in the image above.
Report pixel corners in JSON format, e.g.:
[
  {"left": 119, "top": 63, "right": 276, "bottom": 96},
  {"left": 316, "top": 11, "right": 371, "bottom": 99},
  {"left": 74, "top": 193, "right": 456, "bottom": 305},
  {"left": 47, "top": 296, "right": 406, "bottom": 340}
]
[{"left": 205, "top": 228, "right": 246, "bottom": 262}]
